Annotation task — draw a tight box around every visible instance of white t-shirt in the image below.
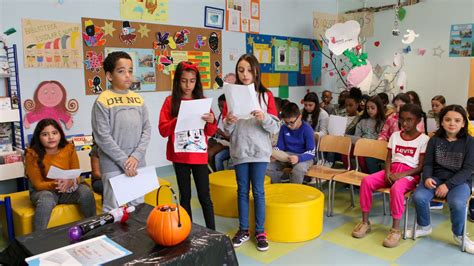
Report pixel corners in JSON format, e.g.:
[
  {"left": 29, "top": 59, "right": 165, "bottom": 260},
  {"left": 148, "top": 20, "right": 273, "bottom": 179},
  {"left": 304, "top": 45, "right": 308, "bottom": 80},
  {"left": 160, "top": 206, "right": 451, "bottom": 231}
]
[{"left": 388, "top": 131, "right": 430, "bottom": 168}]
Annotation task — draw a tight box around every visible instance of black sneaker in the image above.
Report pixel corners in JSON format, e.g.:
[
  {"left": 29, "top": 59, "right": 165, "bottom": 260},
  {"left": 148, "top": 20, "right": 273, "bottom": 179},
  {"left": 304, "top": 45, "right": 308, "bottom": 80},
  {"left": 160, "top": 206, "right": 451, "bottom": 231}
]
[
  {"left": 255, "top": 232, "right": 269, "bottom": 251},
  {"left": 232, "top": 229, "right": 250, "bottom": 247}
]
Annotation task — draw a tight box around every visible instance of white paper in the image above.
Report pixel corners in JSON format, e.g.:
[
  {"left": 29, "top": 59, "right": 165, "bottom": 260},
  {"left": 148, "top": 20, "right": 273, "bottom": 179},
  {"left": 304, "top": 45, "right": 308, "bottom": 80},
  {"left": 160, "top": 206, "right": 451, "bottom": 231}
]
[
  {"left": 109, "top": 166, "right": 159, "bottom": 206},
  {"left": 26, "top": 235, "right": 132, "bottom": 265},
  {"left": 272, "top": 150, "right": 289, "bottom": 162},
  {"left": 289, "top": 46, "right": 299, "bottom": 66},
  {"left": 253, "top": 48, "right": 261, "bottom": 62},
  {"left": 47, "top": 166, "right": 81, "bottom": 180},
  {"left": 325, "top": 20, "right": 361, "bottom": 55},
  {"left": 303, "top": 46, "right": 311, "bottom": 67},
  {"left": 175, "top": 98, "right": 213, "bottom": 133},
  {"left": 228, "top": 9, "right": 241, "bottom": 32},
  {"left": 241, "top": 0, "right": 251, "bottom": 19},
  {"left": 251, "top": 2, "right": 259, "bottom": 17},
  {"left": 261, "top": 47, "right": 270, "bottom": 63},
  {"left": 241, "top": 18, "right": 249, "bottom": 32},
  {"left": 328, "top": 115, "right": 348, "bottom": 136},
  {"left": 224, "top": 83, "right": 260, "bottom": 119},
  {"left": 277, "top": 46, "right": 287, "bottom": 65},
  {"left": 426, "top": 118, "right": 438, "bottom": 133},
  {"left": 250, "top": 19, "right": 259, "bottom": 33}
]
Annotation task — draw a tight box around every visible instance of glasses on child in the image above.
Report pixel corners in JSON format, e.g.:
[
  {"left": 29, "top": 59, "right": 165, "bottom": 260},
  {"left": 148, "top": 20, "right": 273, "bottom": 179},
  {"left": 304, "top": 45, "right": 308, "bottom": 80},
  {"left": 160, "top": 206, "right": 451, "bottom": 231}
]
[{"left": 284, "top": 117, "right": 299, "bottom": 126}]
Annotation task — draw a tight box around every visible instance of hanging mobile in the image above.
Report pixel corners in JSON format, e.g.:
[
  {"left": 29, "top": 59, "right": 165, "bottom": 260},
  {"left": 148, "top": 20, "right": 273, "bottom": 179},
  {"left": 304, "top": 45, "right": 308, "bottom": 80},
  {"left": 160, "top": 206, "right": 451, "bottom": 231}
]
[{"left": 392, "top": 1, "right": 401, "bottom": 36}]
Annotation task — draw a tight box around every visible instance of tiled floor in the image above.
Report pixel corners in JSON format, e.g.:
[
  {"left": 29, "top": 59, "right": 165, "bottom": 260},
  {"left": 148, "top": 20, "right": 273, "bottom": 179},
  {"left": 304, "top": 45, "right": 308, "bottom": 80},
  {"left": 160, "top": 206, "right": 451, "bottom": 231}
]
[{"left": 1, "top": 166, "right": 473, "bottom": 265}]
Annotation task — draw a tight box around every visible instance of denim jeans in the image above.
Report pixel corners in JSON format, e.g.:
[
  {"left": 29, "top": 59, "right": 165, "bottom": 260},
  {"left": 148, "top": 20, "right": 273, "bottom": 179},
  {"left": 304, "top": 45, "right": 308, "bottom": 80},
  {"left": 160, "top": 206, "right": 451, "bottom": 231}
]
[
  {"left": 235, "top": 162, "right": 268, "bottom": 233},
  {"left": 30, "top": 184, "right": 96, "bottom": 231},
  {"left": 215, "top": 148, "right": 230, "bottom": 171},
  {"left": 413, "top": 177, "right": 471, "bottom": 236}
]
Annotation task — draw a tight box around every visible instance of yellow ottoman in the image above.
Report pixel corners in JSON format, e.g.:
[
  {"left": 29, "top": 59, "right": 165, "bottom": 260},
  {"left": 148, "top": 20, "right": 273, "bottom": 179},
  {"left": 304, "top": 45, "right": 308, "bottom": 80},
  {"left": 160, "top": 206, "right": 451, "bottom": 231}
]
[
  {"left": 144, "top": 178, "right": 173, "bottom": 206},
  {"left": 209, "top": 170, "right": 271, "bottom": 218},
  {"left": 0, "top": 188, "right": 102, "bottom": 238},
  {"left": 249, "top": 184, "right": 324, "bottom": 242}
]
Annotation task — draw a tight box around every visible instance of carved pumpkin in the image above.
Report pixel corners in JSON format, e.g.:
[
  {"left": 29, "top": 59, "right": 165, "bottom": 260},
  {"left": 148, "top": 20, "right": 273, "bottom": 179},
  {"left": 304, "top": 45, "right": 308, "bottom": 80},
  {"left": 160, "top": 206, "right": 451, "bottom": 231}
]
[{"left": 146, "top": 185, "right": 191, "bottom": 246}]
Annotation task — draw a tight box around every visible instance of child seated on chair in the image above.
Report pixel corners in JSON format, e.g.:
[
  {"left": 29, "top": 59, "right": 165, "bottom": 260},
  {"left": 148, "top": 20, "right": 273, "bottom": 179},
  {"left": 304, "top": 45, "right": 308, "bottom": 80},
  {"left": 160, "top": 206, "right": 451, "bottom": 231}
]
[
  {"left": 410, "top": 105, "right": 474, "bottom": 254},
  {"left": 352, "top": 104, "right": 429, "bottom": 248},
  {"left": 266, "top": 102, "right": 315, "bottom": 184},
  {"left": 25, "top": 119, "right": 96, "bottom": 231}
]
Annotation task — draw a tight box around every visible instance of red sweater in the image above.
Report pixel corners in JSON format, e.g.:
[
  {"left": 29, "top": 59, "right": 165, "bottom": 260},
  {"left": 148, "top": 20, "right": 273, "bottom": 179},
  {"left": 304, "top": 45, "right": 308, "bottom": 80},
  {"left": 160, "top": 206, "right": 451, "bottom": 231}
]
[
  {"left": 222, "top": 90, "right": 278, "bottom": 117},
  {"left": 159, "top": 96, "right": 217, "bottom": 164}
]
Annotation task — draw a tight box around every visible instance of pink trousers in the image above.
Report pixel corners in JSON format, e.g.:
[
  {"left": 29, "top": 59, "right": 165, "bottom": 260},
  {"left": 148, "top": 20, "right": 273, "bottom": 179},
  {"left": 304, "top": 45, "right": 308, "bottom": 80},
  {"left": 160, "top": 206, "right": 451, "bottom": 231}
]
[{"left": 359, "top": 162, "right": 419, "bottom": 219}]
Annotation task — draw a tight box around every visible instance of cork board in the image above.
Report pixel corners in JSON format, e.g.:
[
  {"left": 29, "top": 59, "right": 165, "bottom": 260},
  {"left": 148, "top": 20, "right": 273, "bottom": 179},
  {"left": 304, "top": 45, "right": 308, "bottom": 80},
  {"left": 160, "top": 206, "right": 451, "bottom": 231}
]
[{"left": 81, "top": 17, "right": 222, "bottom": 95}]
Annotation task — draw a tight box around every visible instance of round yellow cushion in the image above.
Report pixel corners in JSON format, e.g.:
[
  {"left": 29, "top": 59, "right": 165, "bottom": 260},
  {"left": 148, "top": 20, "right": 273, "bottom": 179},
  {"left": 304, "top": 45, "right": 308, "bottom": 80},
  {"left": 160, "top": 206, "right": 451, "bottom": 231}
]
[
  {"left": 209, "top": 170, "right": 270, "bottom": 218},
  {"left": 249, "top": 184, "right": 324, "bottom": 242}
]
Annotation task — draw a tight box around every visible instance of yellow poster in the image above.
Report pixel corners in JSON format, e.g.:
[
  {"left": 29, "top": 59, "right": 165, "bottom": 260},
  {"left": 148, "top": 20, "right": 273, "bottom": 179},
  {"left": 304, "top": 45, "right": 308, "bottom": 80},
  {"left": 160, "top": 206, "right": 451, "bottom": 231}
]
[
  {"left": 22, "top": 19, "right": 81, "bottom": 68},
  {"left": 120, "top": 0, "right": 168, "bottom": 22},
  {"left": 253, "top": 43, "right": 271, "bottom": 64}
]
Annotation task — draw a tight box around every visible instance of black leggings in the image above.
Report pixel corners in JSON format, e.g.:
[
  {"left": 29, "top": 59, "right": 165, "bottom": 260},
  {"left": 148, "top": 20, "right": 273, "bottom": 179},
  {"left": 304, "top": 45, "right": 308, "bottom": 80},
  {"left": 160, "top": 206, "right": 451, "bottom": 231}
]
[{"left": 173, "top": 163, "right": 215, "bottom": 230}]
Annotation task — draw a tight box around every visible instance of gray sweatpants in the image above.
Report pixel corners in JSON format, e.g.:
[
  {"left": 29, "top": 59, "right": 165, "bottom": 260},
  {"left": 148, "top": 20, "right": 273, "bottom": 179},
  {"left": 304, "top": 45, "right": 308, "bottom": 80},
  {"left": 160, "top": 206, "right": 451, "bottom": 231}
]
[
  {"left": 30, "top": 184, "right": 96, "bottom": 231},
  {"left": 102, "top": 171, "right": 144, "bottom": 212},
  {"left": 266, "top": 155, "right": 314, "bottom": 184}
]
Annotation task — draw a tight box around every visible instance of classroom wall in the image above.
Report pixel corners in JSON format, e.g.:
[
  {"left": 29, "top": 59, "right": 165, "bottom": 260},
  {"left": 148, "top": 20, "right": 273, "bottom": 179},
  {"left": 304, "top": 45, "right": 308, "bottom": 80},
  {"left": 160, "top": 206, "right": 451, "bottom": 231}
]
[
  {"left": 1, "top": 0, "right": 337, "bottom": 169},
  {"left": 356, "top": 0, "right": 473, "bottom": 111}
]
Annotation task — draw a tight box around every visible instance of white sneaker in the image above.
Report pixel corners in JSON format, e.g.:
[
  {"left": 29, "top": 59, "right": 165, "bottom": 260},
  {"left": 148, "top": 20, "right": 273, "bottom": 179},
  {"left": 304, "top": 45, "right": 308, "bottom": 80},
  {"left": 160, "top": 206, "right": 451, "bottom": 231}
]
[
  {"left": 406, "top": 225, "right": 432, "bottom": 238},
  {"left": 453, "top": 235, "right": 474, "bottom": 254}
]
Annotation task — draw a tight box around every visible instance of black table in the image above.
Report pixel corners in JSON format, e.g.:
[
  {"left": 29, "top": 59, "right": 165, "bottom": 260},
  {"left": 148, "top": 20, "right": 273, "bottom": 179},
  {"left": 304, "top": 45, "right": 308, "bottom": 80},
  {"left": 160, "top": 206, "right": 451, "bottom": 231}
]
[{"left": 1, "top": 204, "right": 238, "bottom": 265}]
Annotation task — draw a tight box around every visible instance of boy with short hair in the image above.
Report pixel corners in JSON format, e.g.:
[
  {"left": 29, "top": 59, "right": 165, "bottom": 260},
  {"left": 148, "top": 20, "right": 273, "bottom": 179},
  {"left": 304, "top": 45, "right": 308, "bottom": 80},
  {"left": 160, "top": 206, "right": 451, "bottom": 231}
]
[
  {"left": 91, "top": 51, "right": 151, "bottom": 212},
  {"left": 266, "top": 102, "right": 315, "bottom": 184}
]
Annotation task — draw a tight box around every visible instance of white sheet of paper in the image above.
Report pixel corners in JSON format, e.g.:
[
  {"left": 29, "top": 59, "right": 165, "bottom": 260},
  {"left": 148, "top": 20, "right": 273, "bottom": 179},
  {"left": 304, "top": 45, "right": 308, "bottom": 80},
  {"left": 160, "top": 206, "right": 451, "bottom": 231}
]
[
  {"left": 303, "top": 47, "right": 310, "bottom": 67},
  {"left": 26, "top": 235, "right": 132, "bottom": 265},
  {"left": 261, "top": 47, "right": 270, "bottom": 63},
  {"left": 47, "top": 166, "right": 81, "bottom": 180},
  {"left": 426, "top": 118, "right": 438, "bottom": 133},
  {"left": 109, "top": 166, "right": 159, "bottom": 206},
  {"left": 224, "top": 83, "right": 260, "bottom": 119},
  {"left": 228, "top": 9, "right": 241, "bottom": 32},
  {"left": 250, "top": 18, "right": 259, "bottom": 33},
  {"left": 175, "top": 98, "right": 213, "bottom": 133},
  {"left": 289, "top": 46, "right": 299, "bottom": 66},
  {"left": 241, "top": 0, "right": 251, "bottom": 19},
  {"left": 272, "top": 150, "right": 290, "bottom": 162},
  {"left": 328, "top": 115, "right": 348, "bottom": 136}
]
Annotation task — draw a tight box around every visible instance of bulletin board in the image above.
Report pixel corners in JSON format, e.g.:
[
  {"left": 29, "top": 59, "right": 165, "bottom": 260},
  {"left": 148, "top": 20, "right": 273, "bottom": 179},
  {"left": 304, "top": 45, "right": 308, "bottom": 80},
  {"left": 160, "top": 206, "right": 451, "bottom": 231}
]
[
  {"left": 81, "top": 17, "right": 222, "bottom": 95},
  {"left": 245, "top": 33, "right": 323, "bottom": 89}
]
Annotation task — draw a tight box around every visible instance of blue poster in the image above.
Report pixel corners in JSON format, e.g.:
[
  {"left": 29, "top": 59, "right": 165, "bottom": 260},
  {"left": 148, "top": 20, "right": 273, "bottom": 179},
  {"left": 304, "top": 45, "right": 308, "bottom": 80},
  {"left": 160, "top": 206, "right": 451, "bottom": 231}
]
[{"left": 449, "top": 24, "right": 473, "bottom": 57}]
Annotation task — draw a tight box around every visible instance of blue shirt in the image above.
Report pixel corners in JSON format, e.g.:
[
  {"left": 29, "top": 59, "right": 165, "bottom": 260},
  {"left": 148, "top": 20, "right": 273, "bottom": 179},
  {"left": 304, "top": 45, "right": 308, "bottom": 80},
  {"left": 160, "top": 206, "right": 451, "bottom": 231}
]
[{"left": 276, "top": 121, "right": 315, "bottom": 162}]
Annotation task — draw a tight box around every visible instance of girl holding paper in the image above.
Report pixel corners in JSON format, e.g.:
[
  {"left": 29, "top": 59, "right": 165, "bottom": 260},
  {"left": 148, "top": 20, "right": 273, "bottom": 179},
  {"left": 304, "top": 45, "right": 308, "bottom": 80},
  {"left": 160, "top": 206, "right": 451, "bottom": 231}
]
[
  {"left": 159, "top": 61, "right": 217, "bottom": 230},
  {"left": 26, "top": 119, "right": 96, "bottom": 231},
  {"left": 224, "top": 54, "right": 279, "bottom": 251}
]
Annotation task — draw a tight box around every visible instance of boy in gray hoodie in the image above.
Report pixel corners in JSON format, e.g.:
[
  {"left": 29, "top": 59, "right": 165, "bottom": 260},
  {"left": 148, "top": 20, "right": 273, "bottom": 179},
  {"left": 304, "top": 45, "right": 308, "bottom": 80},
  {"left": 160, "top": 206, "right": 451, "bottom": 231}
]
[{"left": 91, "top": 51, "right": 151, "bottom": 212}]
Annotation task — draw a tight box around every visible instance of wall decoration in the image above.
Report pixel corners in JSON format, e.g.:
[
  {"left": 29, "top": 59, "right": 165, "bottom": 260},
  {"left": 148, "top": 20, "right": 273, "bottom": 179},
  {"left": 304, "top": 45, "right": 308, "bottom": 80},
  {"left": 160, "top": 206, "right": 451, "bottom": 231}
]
[
  {"left": 312, "top": 11, "right": 374, "bottom": 40},
  {"left": 433, "top": 45, "right": 445, "bottom": 58},
  {"left": 23, "top": 81, "right": 79, "bottom": 130},
  {"left": 226, "top": 0, "right": 260, "bottom": 33},
  {"left": 22, "top": 19, "right": 81, "bottom": 68},
  {"left": 449, "top": 24, "right": 473, "bottom": 57},
  {"left": 81, "top": 17, "right": 222, "bottom": 95},
  {"left": 204, "top": 6, "right": 224, "bottom": 30},
  {"left": 325, "top": 20, "right": 360, "bottom": 56},
  {"left": 120, "top": 0, "right": 168, "bottom": 22},
  {"left": 246, "top": 33, "right": 323, "bottom": 87},
  {"left": 401, "top": 29, "right": 419, "bottom": 45}
]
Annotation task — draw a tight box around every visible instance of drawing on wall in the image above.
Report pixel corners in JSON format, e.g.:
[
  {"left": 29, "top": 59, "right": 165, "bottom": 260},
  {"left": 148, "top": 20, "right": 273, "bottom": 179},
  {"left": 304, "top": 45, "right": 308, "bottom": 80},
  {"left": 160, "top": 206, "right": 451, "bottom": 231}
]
[
  {"left": 226, "top": 0, "right": 260, "bottom": 33},
  {"left": 22, "top": 19, "right": 81, "bottom": 68},
  {"left": 81, "top": 17, "right": 222, "bottom": 95},
  {"left": 120, "top": 0, "right": 169, "bottom": 22},
  {"left": 23, "top": 81, "right": 79, "bottom": 130}
]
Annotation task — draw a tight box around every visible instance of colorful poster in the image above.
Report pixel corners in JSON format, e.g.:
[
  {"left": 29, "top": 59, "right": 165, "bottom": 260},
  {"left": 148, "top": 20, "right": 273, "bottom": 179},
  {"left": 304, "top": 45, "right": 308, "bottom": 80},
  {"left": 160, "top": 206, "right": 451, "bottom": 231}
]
[
  {"left": 120, "top": 0, "right": 168, "bottom": 22},
  {"left": 312, "top": 11, "right": 373, "bottom": 40},
  {"left": 22, "top": 19, "right": 81, "bottom": 68},
  {"left": 226, "top": 0, "right": 260, "bottom": 33},
  {"left": 170, "top": 51, "right": 212, "bottom": 89},
  {"left": 246, "top": 33, "right": 322, "bottom": 87},
  {"left": 105, "top": 48, "right": 156, "bottom": 91},
  {"left": 274, "top": 39, "right": 299, "bottom": 72},
  {"left": 449, "top": 24, "right": 473, "bottom": 57}
]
